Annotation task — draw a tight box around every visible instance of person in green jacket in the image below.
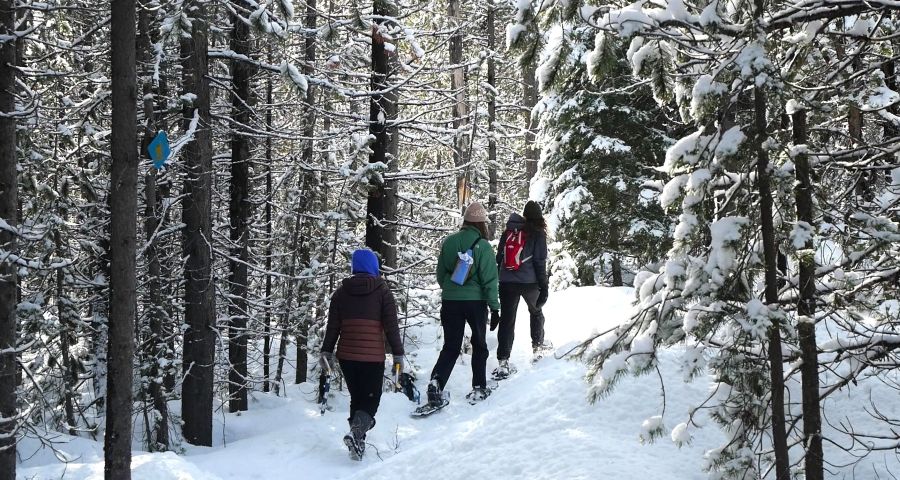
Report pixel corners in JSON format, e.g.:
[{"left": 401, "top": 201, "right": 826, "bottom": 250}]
[{"left": 426, "top": 201, "right": 501, "bottom": 406}]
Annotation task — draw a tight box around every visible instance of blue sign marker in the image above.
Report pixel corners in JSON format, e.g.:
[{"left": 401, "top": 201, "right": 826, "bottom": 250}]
[{"left": 148, "top": 131, "right": 171, "bottom": 169}]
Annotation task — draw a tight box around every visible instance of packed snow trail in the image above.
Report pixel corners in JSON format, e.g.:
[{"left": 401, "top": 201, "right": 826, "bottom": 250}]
[{"left": 17, "top": 287, "right": 900, "bottom": 479}]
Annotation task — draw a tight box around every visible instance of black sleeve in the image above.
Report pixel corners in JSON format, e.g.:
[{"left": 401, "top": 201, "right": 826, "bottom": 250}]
[
  {"left": 534, "top": 232, "right": 549, "bottom": 289},
  {"left": 321, "top": 290, "right": 342, "bottom": 353}
]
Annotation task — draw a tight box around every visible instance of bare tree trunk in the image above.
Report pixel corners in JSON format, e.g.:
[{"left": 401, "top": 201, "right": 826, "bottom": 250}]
[
  {"left": 522, "top": 62, "right": 538, "bottom": 185},
  {"left": 180, "top": 0, "right": 215, "bottom": 446},
  {"left": 106, "top": 0, "right": 138, "bottom": 474},
  {"left": 227, "top": 0, "right": 255, "bottom": 414},
  {"left": 137, "top": 0, "right": 170, "bottom": 450},
  {"left": 0, "top": 0, "right": 17, "bottom": 474},
  {"left": 792, "top": 109, "right": 823, "bottom": 480},
  {"left": 55, "top": 263, "right": 77, "bottom": 435},
  {"left": 293, "top": 0, "right": 318, "bottom": 385},
  {"left": 486, "top": 1, "right": 498, "bottom": 238},
  {"left": 263, "top": 59, "right": 273, "bottom": 393},
  {"left": 449, "top": 0, "right": 469, "bottom": 208},
  {"left": 366, "top": 0, "right": 396, "bottom": 259},
  {"left": 754, "top": 83, "right": 790, "bottom": 480}
]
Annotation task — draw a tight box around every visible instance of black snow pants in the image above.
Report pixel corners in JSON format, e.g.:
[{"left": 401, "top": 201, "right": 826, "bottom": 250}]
[
  {"left": 339, "top": 359, "right": 384, "bottom": 426},
  {"left": 496, "top": 282, "right": 545, "bottom": 360},
  {"left": 430, "top": 300, "right": 489, "bottom": 390}
]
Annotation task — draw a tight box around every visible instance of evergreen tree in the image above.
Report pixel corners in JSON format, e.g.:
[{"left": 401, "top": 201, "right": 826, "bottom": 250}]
[{"left": 529, "top": 23, "right": 672, "bottom": 286}]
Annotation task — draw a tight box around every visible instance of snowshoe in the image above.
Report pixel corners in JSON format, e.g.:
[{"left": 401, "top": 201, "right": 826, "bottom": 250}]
[
  {"left": 412, "top": 380, "right": 449, "bottom": 418},
  {"left": 411, "top": 399, "right": 449, "bottom": 417},
  {"left": 465, "top": 386, "right": 492, "bottom": 405},
  {"left": 491, "top": 360, "right": 517, "bottom": 381}
]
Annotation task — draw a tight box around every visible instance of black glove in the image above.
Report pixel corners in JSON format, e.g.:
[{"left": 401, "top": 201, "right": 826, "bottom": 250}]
[
  {"left": 537, "top": 288, "right": 548, "bottom": 308},
  {"left": 490, "top": 310, "right": 501, "bottom": 331}
]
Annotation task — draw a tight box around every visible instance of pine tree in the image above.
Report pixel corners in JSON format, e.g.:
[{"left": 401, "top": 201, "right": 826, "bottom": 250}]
[{"left": 529, "top": 24, "right": 672, "bottom": 286}]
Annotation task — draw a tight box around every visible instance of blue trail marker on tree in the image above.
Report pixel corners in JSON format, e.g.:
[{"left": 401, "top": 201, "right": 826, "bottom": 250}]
[{"left": 148, "top": 131, "right": 171, "bottom": 169}]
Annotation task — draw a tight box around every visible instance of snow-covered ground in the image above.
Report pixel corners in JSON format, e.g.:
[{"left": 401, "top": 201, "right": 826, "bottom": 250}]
[{"left": 16, "top": 287, "right": 900, "bottom": 479}]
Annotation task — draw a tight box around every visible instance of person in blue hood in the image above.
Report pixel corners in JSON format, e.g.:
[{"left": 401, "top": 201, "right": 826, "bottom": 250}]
[{"left": 320, "top": 248, "right": 404, "bottom": 460}]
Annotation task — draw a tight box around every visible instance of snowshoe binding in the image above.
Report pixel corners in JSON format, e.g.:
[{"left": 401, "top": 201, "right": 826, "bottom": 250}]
[
  {"left": 412, "top": 380, "right": 449, "bottom": 418},
  {"left": 465, "top": 386, "right": 492, "bottom": 405},
  {"left": 491, "top": 359, "right": 517, "bottom": 381}
]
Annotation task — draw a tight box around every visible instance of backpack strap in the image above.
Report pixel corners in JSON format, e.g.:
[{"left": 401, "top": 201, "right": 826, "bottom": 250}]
[{"left": 468, "top": 235, "right": 481, "bottom": 251}]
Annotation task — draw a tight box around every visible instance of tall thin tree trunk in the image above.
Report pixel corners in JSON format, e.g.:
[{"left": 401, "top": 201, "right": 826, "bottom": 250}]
[
  {"left": 56, "top": 263, "right": 77, "bottom": 436},
  {"left": 137, "top": 0, "right": 170, "bottom": 451},
  {"left": 486, "top": 1, "right": 498, "bottom": 238},
  {"left": 754, "top": 84, "right": 790, "bottom": 480},
  {"left": 180, "top": 0, "right": 215, "bottom": 446},
  {"left": 0, "top": 0, "right": 17, "bottom": 474},
  {"left": 523, "top": 62, "right": 539, "bottom": 185},
  {"left": 228, "top": 0, "right": 255, "bottom": 414},
  {"left": 792, "top": 109, "right": 823, "bottom": 480},
  {"left": 293, "top": 0, "right": 318, "bottom": 385},
  {"left": 106, "top": 0, "right": 138, "bottom": 475},
  {"left": 449, "top": 0, "right": 469, "bottom": 208},
  {"left": 263, "top": 58, "right": 273, "bottom": 393},
  {"left": 366, "top": 1, "right": 396, "bottom": 257}
]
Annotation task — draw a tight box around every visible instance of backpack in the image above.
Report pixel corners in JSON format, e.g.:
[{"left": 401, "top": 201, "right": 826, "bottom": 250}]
[{"left": 502, "top": 228, "right": 531, "bottom": 271}]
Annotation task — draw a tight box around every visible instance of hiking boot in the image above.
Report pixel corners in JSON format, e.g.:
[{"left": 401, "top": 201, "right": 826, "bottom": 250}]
[
  {"left": 344, "top": 411, "right": 374, "bottom": 460},
  {"left": 426, "top": 379, "right": 444, "bottom": 406}
]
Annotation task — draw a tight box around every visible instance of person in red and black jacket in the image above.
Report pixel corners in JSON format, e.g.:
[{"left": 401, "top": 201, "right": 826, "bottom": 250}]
[{"left": 320, "top": 249, "right": 404, "bottom": 460}]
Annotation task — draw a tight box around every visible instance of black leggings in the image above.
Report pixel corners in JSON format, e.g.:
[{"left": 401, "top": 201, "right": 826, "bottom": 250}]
[
  {"left": 339, "top": 359, "right": 384, "bottom": 426},
  {"left": 430, "top": 300, "right": 489, "bottom": 389},
  {"left": 497, "top": 283, "right": 545, "bottom": 360}
]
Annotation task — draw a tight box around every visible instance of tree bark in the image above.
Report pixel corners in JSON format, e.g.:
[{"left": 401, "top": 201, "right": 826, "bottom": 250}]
[
  {"left": 227, "top": 0, "right": 255, "bottom": 414},
  {"left": 106, "top": 0, "right": 138, "bottom": 475},
  {"left": 263, "top": 56, "right": 273, "bottom": 393},
  {"left": 486, "top": 1, "right": 498, "bottom": 238},
  {"left": 0, "top": 0, "right": 17, "bottom": 474},
  {"left": 449, "top": 0, "right": 469, "bottom": 208},
  {"left": 523, "top": 62, "right": 539, "bottom": 184},
  {"left": 180, "top": 0, "right": 215, "bottom": 446},
  {"left": 293, "top": 0, "right": 318, "bottom": 385},
  {"left": 137, "top": 0, "right": 170, "bottom": 450},
  {"left": 792, "top": 109, "right": 823, "bottom": 480},
  {"left": 754, "top": 84, "right": 790, "bottom": 480},
  {"left": 366, "top": 0, "right": 397, "bottom": 261}
]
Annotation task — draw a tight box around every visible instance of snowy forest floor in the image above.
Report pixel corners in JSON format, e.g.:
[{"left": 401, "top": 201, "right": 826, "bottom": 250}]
[{"left": 16, "top": 287, "right": 900, "bottom": 479}]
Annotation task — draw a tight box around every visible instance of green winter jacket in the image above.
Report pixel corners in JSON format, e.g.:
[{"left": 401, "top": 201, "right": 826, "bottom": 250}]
[{"left": 436, "top": 226, "right": 501, "bottom": 311}]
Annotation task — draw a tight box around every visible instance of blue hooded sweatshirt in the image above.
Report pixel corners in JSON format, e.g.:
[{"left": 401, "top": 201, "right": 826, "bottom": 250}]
[{"left": 351, "top": 249, "right": 380, "bottom": 276}]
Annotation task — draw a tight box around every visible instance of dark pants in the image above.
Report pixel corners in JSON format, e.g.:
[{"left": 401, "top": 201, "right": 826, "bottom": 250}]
[
  {"left": 430, "top": 300, "right": 489, "bottom": 389},
  {"left": 497, "top": 283, "right": 545, "bottom": 360},
  {"left": 339, "top": 359, "right": 384, "bottom": 426}
]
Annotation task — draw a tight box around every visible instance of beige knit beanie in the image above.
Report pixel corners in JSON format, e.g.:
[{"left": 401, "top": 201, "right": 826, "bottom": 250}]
[{"left": 463, "top": 202, "right": 488, "bottom": 223}]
